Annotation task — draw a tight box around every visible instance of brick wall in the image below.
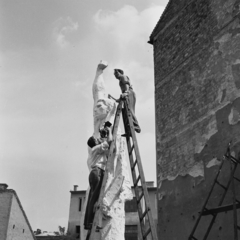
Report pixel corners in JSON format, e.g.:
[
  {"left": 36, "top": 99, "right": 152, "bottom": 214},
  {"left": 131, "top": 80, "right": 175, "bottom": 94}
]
[{"left": 151, "top": 0, "right": 240, "bottom": 239}]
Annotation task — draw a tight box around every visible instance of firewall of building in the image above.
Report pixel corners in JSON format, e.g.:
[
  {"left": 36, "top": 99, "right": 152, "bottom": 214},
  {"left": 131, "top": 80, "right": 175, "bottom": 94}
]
[
  {"left": 149, "top": 0, "right": 240, "bottom": 239},
  {"left": 0, "top": 184, "right": 36, "bottom": 240}
]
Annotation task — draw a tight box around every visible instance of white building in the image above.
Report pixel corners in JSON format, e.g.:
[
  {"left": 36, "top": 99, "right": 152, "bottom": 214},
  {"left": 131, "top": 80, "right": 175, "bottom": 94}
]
[
  {"left": 0, "top": 183, "right": 36, "bottom": 240},
  {"left": 67, "top": 185, "right": 86, "bottom": 239}
]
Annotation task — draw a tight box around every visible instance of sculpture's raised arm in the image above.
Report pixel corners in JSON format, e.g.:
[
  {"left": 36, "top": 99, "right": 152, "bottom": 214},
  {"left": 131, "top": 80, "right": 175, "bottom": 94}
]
[
  {"left": 92, "top": 61, "right": 108, "bottom": 104},
  {"left": 92, "top": 61, "right": 117, "bottom": 137}
]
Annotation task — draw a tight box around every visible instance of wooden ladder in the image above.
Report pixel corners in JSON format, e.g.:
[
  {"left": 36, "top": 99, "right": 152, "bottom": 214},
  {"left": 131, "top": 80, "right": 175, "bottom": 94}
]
[
  {"left": 121, "top": 98, "right": 158, "bottom": 240},
  {"left": 188, "top": 143, "right": 240, "bottom": 240}
]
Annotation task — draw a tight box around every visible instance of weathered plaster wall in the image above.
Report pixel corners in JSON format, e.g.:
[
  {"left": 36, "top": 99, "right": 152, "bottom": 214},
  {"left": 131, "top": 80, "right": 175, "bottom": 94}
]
[
  {"left": 0, "top": 191, "right": 12, "bottom": 240},
  {"left": 152, "top": 0, "right": 240, "bottom": 239},
  {"left": 6, "top": 192, "right": 35, "bottom": 240}
]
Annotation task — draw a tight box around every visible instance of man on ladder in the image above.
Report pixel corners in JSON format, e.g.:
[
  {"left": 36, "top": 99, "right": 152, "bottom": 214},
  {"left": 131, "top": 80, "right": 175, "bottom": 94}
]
[
  {"left": 84, "top": 122, "right": 113, "bottom": 240},
  {"left": 112, "top": 68, "right": 141, "bottom": 135}
]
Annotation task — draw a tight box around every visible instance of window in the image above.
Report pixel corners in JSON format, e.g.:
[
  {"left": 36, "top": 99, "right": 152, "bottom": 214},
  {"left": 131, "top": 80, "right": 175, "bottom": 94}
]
[
  {"left": 76, "top": 225, "right": 80, "bottom": 239},
  {"left": 125, "top": 225, "right": 138, "bottom": 240},
  {"left": 125, "top": 197, "right": 137, "bottom": 212},
  {"left": 79, "top": 198, "right": 82, "bottom": 211}
]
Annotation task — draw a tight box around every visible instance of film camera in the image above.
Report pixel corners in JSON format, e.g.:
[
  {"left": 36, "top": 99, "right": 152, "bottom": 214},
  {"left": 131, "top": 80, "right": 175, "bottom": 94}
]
[{"left": 99, "top": 121, "right": 112, "bottom": 138}]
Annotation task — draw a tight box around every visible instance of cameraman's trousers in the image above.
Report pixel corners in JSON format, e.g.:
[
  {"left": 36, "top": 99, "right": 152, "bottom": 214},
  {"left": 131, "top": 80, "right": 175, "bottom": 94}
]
[{"left": 84, "top": 167, "right": 104, "bottom": 230}]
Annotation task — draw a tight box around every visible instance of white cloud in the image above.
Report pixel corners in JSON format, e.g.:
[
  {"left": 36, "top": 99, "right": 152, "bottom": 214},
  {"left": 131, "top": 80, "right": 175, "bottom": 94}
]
[
  {"left": 53, "top": 17, "right": 78, "bottom": 48},
  {"left": 92, "top": 4, "right": 164, "bottom": 96},
  {"left": 93, "top": 4, "right": 163, "bottom": 50}
]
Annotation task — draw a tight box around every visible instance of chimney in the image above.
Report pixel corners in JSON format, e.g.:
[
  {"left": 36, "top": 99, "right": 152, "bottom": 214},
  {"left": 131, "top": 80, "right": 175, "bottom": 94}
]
[
  {"left": 146, "top": 181, "right": 154, "bottom": 188},
  {"left": 73, "top": 185, "right": 78, "bottom": 191},
  {"left": 0, "top": 183, "right": 8, "bottom": 190}
]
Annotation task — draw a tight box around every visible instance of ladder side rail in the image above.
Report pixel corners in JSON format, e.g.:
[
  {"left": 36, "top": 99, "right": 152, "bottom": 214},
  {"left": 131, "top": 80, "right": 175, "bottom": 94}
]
[
  {"left": 231, "top": 160, "right": 238, "bottom": 240},
  {"left": 125, "top": 135, "right": 145, "bottom": 240},
  {"left": 89, "top": 101, "right": 123, "bottom": 240},
  {"left": 122, "top": 107, "right": 145, "bottom": 240},
  {"left": 188, "top": 160, "right": 224, "bottom": 240},
  {"left": 203, "top": 161, "right": 238, "bottom": 240},
  {"left": 216, "top": 159, "right": 238, "bottom": 206},
  {"left": 123, "top": 99, "right": 158, "bottom": 240},
  {"left": 226, "top": 154, "right": 240, "bottom": 165}
]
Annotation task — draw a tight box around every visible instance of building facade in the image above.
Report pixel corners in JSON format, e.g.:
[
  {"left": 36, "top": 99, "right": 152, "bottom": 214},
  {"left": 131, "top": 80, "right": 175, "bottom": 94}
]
[
  {"left": 149, "top": 0, "right": 240, "bottom": 239},
  {"left": 0, "top": 183, "right": 36, "bottom": 240},
  {"left": 67, "top": 186, "right": 86, "bottom": 239},
  {"left": 125, "top": 182, "right": 157, "bottom": 240}
]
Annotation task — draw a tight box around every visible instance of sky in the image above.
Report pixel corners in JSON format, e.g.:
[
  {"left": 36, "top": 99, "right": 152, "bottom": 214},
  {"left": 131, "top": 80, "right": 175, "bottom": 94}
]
[{"left": 0, "top": 0, "right": 167, "bottom": 233}]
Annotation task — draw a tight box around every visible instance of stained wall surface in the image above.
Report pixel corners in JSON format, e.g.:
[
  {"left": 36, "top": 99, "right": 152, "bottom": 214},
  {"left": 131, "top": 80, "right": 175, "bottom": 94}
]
[{"left": 150, "top": 0, "right": 240, "bottom": 239}]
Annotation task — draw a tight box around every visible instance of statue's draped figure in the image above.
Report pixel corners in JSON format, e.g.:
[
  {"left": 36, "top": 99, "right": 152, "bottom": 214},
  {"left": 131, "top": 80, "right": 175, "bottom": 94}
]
[{"left": 80, "top": 61, "right": 133, "bottom": 240}]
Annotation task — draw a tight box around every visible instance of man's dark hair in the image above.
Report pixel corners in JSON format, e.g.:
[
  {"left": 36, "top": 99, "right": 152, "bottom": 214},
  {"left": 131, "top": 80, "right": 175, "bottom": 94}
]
[
  {"left": 87, "top": 136, "right": 97, "bottom": 148},
  {"left": 114, "top": 69, "right": 124, "bottom": 75}
]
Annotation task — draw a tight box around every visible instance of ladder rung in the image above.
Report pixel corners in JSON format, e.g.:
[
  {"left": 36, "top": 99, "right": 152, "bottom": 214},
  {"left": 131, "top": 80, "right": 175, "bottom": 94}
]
[
  {"left": 134, "top": 175, "right": 141, "bottom": 188},
  {"left": 137, "top": 192, "right": 144, "bottom": 204},
  {"left": 202, "top": 203, "right": 240, "bottom": 215},
  {"left": 129, "top": 145, "right": 134, "bottom": 156},
  {"left": 234, "top": 176, "right": 240, "bottom": 183},
  {"left": 202, "top": 207, "right": 215, "bottom": 216},
  {"left": 216, "top": 180, "right": 227, "bottom": 190},
  {"left": 131, "top": 159, "right": 137, "bottom": 171},
  {"left": 230, "top": 155, "right": 240, "bottom": 164},
  {"left": 229, "top": 156, "right": 237, "bottom": 164},
  {"left": 143, "top": 227, "right": 151, "bottom": 240},
  {"left": 140, "top": 208, "right": 149, "bottom": 222},
  {"left": 190, "top": 236, "right": 198, "bottom": 240}
]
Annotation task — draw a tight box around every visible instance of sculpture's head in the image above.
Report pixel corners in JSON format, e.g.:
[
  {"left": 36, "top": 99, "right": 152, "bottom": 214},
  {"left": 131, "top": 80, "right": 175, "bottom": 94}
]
[
  {"left": 94, "top": 98, "right": 114, "bottom": 120},
  {"left": 114, "top": 69, "right": 124, "bottom": 79}
]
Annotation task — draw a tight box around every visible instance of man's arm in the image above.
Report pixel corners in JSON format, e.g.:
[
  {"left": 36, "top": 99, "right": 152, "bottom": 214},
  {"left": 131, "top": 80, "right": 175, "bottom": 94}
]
[
  {"left": 120, "top": 75, "right": 130, "bottom": 93},
  {"left": 108, "top": 94, "right": 120, "bottom": 103}
]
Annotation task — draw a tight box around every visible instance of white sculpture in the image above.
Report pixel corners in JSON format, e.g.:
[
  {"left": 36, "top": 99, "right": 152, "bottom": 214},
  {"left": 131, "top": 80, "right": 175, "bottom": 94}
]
[{"left": 81, "top": 61, "right": 133, "bottom": 240}]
